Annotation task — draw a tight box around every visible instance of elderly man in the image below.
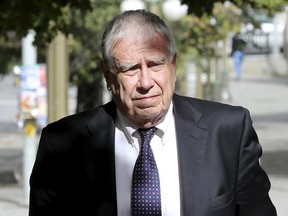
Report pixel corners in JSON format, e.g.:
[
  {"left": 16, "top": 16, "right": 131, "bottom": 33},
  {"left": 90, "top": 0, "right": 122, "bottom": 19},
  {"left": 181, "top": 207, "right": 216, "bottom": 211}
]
[{"left": 29, "top": 10, "right": 276, "bottom": 216}]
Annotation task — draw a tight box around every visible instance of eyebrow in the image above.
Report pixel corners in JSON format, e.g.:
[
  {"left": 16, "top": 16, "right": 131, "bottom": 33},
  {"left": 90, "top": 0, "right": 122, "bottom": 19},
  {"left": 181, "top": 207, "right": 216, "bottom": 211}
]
[
  {"left": 112, "top": 56, "right": 166, "bottom": 72},
  {"left": 148, "top": 57, "right": 165, "bottom": 64},
  {"left": 116, "top": 62, "right": 138, "bottom": 72}
]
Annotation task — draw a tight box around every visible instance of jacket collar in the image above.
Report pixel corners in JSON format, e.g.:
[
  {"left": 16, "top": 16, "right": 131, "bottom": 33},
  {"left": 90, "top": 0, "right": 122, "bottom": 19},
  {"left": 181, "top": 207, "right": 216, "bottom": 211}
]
[{"left": 173, "top": 94, "right": 208, "bottom": 214}]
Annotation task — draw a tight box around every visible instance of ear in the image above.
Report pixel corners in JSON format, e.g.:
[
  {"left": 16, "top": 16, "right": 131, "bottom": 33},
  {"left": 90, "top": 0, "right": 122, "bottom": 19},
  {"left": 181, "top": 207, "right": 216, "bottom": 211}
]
[
  {"left": 100, "top": 60, "right": 112, "bottom": 88},
  {"left": 171, "top": 52, "right": 177, "bottom": 70},
  {"left": 171, "top": 52, "right": 177, "bottom": 79}
]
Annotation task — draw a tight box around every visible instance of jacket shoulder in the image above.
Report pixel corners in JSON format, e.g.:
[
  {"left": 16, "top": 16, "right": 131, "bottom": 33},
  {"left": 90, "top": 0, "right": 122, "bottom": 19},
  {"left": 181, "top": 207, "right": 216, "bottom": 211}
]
[
  {"left": 44, "top": 101, "right": 116, "bottom": 135},
  {"left": 173, "top": 94, "right": 249, "bottom": 122}
]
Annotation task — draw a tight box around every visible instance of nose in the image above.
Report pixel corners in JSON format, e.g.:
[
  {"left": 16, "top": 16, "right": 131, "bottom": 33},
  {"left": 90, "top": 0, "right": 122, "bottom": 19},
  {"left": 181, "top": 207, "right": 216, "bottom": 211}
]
[
  {"left": 137, "top": 66, "right": 154, "bottom": 90},
  {"left": 138, "top": 65, "right": 154, "bottom": 90}
]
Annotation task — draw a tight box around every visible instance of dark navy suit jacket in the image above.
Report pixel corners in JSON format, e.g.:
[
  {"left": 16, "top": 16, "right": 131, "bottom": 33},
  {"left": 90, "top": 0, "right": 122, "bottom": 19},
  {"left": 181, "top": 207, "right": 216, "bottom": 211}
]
[{"left": 29, "top": 94, "right": 277, "bottom": 216}]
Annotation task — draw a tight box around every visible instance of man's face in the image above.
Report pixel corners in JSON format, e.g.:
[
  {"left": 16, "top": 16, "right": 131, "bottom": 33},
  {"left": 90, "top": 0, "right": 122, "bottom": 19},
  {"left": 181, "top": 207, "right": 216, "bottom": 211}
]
[{"left": 102, "top": 32, "right": 176, "bottom": 128}]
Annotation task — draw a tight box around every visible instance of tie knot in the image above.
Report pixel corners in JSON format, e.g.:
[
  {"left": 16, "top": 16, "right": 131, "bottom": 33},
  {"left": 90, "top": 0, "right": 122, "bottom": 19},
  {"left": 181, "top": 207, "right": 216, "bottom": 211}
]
[{"left": 138, "top": 127, "right": 157, "bottom": 144}]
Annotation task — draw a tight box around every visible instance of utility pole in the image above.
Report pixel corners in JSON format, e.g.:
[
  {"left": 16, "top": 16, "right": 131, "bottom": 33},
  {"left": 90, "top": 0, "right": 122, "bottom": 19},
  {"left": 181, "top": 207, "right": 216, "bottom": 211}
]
[{"left": 21, "top": 30, "right": 37, "bottom": 205}]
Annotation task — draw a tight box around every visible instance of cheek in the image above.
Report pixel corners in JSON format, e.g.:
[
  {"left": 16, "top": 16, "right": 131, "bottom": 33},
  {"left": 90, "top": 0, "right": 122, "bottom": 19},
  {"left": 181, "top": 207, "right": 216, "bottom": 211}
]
[
  {"left": 118, "top": 77, "right": 137, "bottom": 95},
  {"left": 157, "top": 70, "right": 176, "bottom": 91},
  {"left": 113, "top": 76, "right": 137, "bottom": 103}
]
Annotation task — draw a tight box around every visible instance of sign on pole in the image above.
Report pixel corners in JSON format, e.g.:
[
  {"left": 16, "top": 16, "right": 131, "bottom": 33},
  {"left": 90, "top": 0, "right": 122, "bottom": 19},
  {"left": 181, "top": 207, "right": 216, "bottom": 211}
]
[{"left": 19, "top": 64, "right": 47, "bottom": 130}]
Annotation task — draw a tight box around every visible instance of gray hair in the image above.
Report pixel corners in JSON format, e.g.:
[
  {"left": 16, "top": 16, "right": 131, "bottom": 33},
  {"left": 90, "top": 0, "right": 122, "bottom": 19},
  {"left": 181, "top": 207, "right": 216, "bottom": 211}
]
[{"left": 101, "top": 9, "right": 176, "bottom": 68}]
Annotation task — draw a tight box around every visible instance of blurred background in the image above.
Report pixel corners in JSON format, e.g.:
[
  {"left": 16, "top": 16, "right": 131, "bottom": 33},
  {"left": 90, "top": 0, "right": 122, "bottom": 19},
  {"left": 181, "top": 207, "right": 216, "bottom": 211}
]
[{"left": 0, "top": 0, "right": 288, "bottom": 215}]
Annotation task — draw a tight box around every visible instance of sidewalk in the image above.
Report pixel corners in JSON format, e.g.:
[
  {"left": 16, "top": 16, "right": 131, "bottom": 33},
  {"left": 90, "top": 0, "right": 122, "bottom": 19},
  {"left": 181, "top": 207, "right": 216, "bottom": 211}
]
[
  {"left": 0, "top": 186, "right": 28, "bottom": 216},
  {"left": 0, "top": 53, "right": 288, "bottom": 215}
]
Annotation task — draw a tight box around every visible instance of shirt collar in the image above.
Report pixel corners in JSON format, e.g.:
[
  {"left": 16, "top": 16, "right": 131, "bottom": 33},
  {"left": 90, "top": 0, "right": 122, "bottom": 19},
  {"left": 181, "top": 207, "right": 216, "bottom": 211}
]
[
  {"left": 116, "top": 110, "right": 138, "bottom": 145},
  {"left": 155, "top": 102, "right": 173, "bottom": 138},
  {"left": 116, "top": 102, "right": 174, "bottom": 145}
]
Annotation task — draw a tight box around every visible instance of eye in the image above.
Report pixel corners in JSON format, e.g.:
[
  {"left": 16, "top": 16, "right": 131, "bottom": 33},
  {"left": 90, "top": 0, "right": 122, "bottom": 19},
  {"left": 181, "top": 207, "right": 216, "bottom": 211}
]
[
  {"left": 122, "top": 65, "right": 140, "bottom": 76},
  {"left": 148, "top": 61, "right": 164, "bottom": 71}
]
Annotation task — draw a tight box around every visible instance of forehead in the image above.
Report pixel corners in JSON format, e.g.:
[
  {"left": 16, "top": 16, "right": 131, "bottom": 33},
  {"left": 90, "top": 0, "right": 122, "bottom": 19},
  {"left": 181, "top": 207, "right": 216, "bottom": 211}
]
[{"left": 112, "top": 32, "right": 169, "bottom": 60}]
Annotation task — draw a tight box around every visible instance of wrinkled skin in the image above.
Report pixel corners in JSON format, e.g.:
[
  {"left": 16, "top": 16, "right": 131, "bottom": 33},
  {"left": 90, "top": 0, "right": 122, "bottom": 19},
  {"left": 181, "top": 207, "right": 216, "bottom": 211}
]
[{"left": 101, "top": 32, "right": 177, "bottom": 128}]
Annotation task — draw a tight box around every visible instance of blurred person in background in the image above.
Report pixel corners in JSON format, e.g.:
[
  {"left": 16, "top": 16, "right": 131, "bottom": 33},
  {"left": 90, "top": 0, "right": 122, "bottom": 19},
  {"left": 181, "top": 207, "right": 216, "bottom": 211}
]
[{"left": 231, "top": 32, "right": 246, "bottom": 80}]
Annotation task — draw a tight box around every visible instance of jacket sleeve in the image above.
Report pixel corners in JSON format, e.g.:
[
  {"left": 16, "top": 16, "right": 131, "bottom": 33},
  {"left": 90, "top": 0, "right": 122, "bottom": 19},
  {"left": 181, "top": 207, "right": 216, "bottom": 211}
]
[
  {"left": 236, "top": 108, "right": 277, "bottom": 215},
  {"left": 28, "top": 125, "right": 78, "bottom": 216},
  {"left": 28, "top": 127, "right": 62, "bottom": 216}
]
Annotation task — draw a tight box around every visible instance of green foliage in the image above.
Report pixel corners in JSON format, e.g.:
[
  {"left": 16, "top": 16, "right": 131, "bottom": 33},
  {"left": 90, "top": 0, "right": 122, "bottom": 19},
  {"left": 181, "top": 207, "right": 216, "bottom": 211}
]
[
  {"left": 0, "top": 34, "right": 21, "bottom": 75},
  {"left": 169, "top": 2, "right": 243, "bottom": 69},
  {"left": 168, "top": 2, "right": 250, "bottom": 97},
  {"left": 67, "top": 0, "right": 121, "bottom": 111},
  {"left": 182, "top": 0, "right": 288, "bottom": 16},
  {"left": 0, "top": 0, "right": 92, "bottom": 75},
  {"left": 0, "top": 0, "right": 92, "bottom": 46},
  {"left": 68, "top": 0, "right": 121, "bottom": 85}
]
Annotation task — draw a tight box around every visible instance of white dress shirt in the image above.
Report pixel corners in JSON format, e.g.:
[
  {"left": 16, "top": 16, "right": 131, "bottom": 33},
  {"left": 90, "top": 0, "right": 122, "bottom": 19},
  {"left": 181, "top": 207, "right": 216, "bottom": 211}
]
[{"left": 115, "top": 103, "right": 181, "bottom": 216}]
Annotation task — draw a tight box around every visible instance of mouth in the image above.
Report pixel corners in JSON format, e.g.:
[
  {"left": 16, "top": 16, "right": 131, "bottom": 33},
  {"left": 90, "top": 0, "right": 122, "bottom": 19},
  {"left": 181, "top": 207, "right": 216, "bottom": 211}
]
[
  {"left": 134, "top": 94, "right": 159, "bottom": 101},
  {"left": 133, "top": 94, "right": 160, "bottom": 107}
]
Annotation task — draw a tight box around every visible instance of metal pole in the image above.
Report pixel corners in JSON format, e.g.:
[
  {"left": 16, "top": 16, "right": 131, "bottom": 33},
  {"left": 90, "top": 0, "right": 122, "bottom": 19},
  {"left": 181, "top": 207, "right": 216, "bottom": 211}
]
[{"left": 21, "top": 30, "right": 37, "bottom": 205}]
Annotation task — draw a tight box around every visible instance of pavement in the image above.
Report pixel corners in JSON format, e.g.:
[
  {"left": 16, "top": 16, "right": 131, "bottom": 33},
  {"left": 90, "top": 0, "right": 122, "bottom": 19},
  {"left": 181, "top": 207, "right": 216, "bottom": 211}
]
[{"left": 0, "top": 53, "right": 288, "bottom": 215}]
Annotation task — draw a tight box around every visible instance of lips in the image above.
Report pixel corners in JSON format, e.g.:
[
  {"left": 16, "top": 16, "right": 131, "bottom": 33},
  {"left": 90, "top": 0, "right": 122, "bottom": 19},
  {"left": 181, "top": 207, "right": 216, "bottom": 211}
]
[
  {"left": 134, "top": 94, "right": 159, "bottom": 101},
  {"left": 133, "top": 95, "right": 160, "bottom": 108}
]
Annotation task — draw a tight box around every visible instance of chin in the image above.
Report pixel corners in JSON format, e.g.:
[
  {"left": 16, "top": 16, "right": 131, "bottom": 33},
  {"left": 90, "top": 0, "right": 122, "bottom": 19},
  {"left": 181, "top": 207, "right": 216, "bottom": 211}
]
[{"left": 138, "top": 109, "right": 165, "bottom": 121}]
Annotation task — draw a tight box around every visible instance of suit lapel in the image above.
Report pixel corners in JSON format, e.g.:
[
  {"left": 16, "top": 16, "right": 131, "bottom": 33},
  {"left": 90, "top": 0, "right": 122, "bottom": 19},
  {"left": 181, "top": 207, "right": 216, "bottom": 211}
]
[
  {"left": 85, "top": 102, "right": 118, "bottom": 215},
  {"left": 173, "top": 95, "right": 208, "bottom": 214}
]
